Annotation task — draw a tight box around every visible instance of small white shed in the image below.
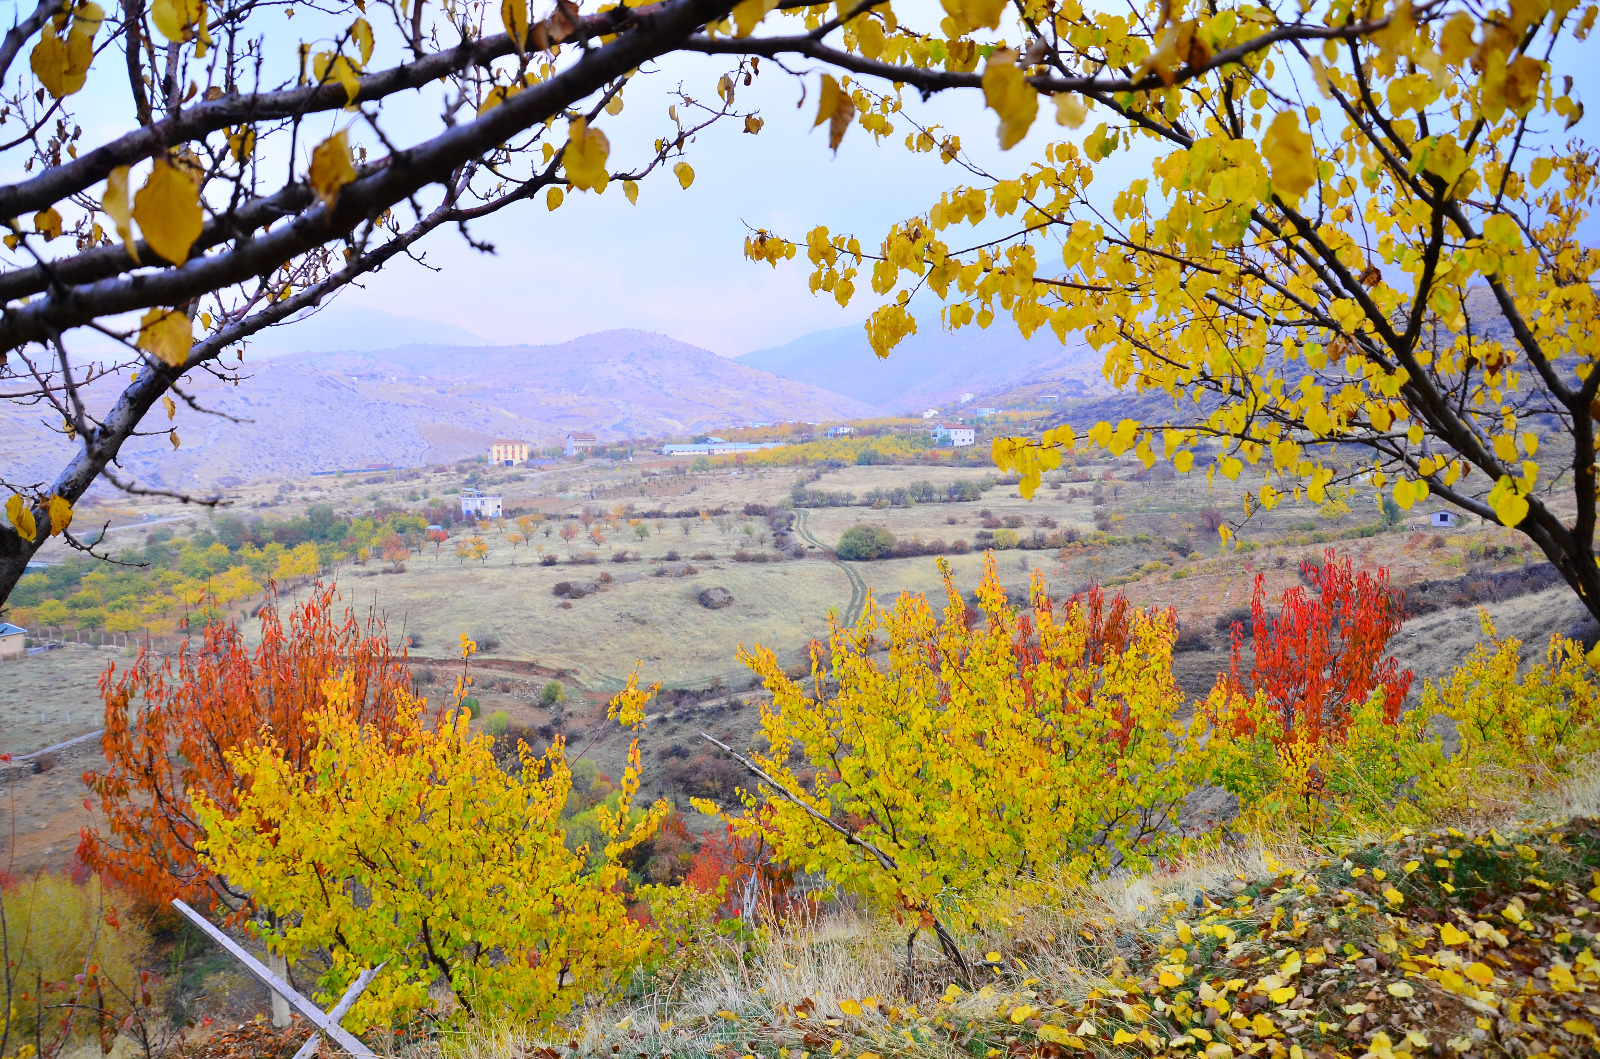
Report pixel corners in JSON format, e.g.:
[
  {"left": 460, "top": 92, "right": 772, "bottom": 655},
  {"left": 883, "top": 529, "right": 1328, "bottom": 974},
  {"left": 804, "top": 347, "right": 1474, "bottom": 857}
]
[
  {"left": 0, "top": 622, "right": 25, "bottom": 659},
  {"left": 1429, "top": 510, "right": 1460, "bottom": 528}
]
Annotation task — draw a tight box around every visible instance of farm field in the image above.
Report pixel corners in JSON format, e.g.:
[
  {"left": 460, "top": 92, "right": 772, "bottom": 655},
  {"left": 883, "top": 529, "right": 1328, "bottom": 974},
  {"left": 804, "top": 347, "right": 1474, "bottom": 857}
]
[{"left": 4, "top": 445, "right": 1585, "bottom": 880}]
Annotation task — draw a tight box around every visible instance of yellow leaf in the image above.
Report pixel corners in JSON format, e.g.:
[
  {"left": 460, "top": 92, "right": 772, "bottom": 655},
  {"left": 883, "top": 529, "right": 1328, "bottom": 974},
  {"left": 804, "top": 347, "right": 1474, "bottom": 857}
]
[
  {"left": 151, "top": 0, "right": 202, "bottom": 42},
  {"left": 350, "top": 16, "right": 374, "bottom": 64},
  {"left": 813, "top": 74, "right": 855, "bottom": 152},
  {"left": 1504, "top": 55, "right": 1543, "bottom": 116},
  {"left": 6, "top": 495, "right": 37, "bottom": 543},
  {"left": 731, "top": 0, "right": 778, "bottom": 37},
  {"left": 840, "top": 1000, "right": 862, "bottom": 1017},
  {"left": 985, "top": 951, "right": 1001, "bottom": 962},
  {"left": 1268, "top": 986, "right": 1295, "bottom": 1003},
  {"left": 1387, "top": 982, "right": 1415, "bottom": 999},
  {"left": 717, "top": 1010, "right": 741, "bottom": 1022},
  {"left": 30, "top": 3, "right": 100, "bottom": 99},
  {"left": 501, "top": 0, "right": 528, "bottom": 50},
  {"left": 228, "top": 125, "right": 255, "bottom": 163},
  {"left": 1463, "top": 962, "right": 1494, "bottom": 986},
  {"left": 170, "top": 429, "right": 181, "bottom": 449},
  {"left": 1439, "top": 922, "right": 1469, "bottom": 946},
  {"left": 33, "top": 207, "right": 62, "bottom": 240},
  {"left": 546, "top": 186, "right": 563, "bottom": 210},
  {"left": 624, "top": 180, "right": 638, "bottom": 204},
  {"left": 1261, "top": 111, "right": 1316, "bottom": 204},
  {"left": 1439, "top": 12, "right": 1475, "bottom": 63},
  {"left": 137, "top": 307, "right": 193, "bottom": 367},
  {"left": 309, "top": 129, "right": 357, "bottom": 208},
  {"left": 564, "top": 117, "right": 611, "bottom": 193},
  {"left": 982, "top": 51, "right": 1037, "bottom": 150},
  {"left": 1054, "top": 93, "right": 1087, "bottom": 128},
  {"left": 312, "top": 50, "right": 362, "bottom": 106},
  {"left": 478, "top": 83, "right": 522, "bottom": 115},
  {"left": 163, "top": 395, "right": 176, "bottom": 419},
  {"left": 132, "top": 160, "right": 202, "bottom": 265},
  {"left": 673, "top": 161, "right": 694, "bottom": 189},
  {"left": 46, "top": 494, "right": 72, "bottom": 536}
]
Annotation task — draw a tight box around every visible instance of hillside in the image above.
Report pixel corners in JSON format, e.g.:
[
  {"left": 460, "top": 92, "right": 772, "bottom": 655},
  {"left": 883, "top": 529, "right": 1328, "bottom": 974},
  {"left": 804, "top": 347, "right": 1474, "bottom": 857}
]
[
  {"left": 1, "top": 330, "right": 878, "bottom": 488},
  {"left": 739, "top": 316, "right": 1107, "bottom": 411}
]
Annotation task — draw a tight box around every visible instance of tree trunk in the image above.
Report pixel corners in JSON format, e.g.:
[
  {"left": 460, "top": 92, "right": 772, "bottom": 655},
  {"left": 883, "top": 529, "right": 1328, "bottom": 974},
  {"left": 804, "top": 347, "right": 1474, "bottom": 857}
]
[{"left": 266, "top": 949, "right": 290, "bottom": 1028}]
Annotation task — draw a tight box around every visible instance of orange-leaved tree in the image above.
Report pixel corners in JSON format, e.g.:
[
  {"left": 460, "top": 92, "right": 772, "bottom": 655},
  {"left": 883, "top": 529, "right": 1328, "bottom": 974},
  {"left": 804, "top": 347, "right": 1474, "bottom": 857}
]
[
  {"left": 80, "top": 582, "right": 416, "bottom": 916},
  {"left": 1217, "top": 548, "right": 1412, "bottom": 744}
]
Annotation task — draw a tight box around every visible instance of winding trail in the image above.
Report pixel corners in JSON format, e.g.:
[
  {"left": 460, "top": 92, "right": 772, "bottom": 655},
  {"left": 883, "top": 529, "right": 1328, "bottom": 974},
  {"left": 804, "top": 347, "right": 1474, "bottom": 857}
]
[{"left": 796, "top": 511, "right": 867, "bottom": 627}]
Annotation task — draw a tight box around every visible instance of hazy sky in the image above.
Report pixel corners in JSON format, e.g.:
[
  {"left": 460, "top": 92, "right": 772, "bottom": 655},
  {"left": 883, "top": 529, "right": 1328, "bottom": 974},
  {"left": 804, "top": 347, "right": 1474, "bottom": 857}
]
[
  {"left": 321, "top": 51, "right": 1099, "bottom": 357},
  {"left": 11, "top": 3, "right": 1598, "bottom": 361}
]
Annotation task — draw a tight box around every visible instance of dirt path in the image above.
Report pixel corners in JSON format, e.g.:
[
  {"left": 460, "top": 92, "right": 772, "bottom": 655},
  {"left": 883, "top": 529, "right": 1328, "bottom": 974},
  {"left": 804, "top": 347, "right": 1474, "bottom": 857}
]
[{"left": 797, "top": 511, "right": 866, "bottom": 626}]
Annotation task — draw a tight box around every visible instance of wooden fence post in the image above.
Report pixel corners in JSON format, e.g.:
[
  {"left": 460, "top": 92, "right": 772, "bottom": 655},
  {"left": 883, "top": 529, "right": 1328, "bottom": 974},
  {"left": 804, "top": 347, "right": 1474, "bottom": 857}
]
[{"left": 170, "top": 900, "right": 383, "bottom": 1059}]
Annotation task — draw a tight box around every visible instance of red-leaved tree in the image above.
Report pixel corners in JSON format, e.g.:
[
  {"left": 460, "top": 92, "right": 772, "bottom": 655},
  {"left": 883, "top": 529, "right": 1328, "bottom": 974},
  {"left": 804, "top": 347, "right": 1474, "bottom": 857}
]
[
  {"left": 80, "top": 583, "right": 416, "bottom": 917},
  {"left": 1218, "top": 549, "right": 1412, "bottom": 744}
]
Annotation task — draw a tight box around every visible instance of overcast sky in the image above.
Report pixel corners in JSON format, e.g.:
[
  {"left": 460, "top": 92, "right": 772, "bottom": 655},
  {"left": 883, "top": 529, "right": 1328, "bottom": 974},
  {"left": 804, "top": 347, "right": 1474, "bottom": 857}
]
[
  {"left": 315, "top": 50, "right": 1102, "bottom": 357},
  {"left": 10, "top": 3, "right": 1598, "bottom": 361}
]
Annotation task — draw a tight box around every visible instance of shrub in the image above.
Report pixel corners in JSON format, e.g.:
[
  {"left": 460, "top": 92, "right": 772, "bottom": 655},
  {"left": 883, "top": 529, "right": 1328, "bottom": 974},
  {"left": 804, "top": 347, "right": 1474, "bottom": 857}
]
[
  {"left": 459, "top": 695, "right": 482, "bottom": 718},
  {"left": 835, "top": 524, "right": 896, "bottom": 561},
  {"left": 1216, "top": 548, "right": 1410, "bottom": 743},
  {"left": 472, "top": 629, "right": 501, "bottom": 653},
  {"left": 540, "top": 553, "right": 559, "bottom": 566},
  {"left": 541, "top": 680, "right": 565, "bottom": 706},
  {"left": 1002, "top": 514, "right": 1024, "bottom": 529},
  {"left": 487, "top": 710, "right": 510, "bottom": 736},
  {"left": 992, "top": 528, "right": 1018, "bottom": 549},
  {"left": 196, "top": 674, "right": 665, "bottom": 1029},
  {"left": 1413, "top": 614, "right": 1600, "bottom": 809},
  {"left": 708, "top": 555, "right": 1213, "bottom": 948}
]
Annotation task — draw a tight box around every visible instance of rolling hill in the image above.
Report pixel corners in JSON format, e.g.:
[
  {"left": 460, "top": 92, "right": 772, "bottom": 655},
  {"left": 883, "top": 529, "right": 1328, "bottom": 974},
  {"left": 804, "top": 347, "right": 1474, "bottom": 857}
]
[
  {"left": 738, "top": 316, "right": 1107, "bottom": 411},
  {"left": 2, "top": 329, "right": 879, "bottom": 489}
]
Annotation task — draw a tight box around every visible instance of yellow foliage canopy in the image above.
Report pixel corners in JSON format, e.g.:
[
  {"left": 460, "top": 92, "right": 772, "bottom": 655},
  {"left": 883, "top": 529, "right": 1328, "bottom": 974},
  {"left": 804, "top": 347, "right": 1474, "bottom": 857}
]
[
  {"left": 196, "top": 674, "right": 667, "bottom": 1028},
  {"left": 704, "top": 555, "right": 1215, "bottom": 920}
]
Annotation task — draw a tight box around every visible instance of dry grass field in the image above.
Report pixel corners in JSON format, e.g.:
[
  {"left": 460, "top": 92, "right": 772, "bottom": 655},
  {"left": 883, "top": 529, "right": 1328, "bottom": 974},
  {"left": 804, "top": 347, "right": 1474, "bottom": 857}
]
[{"left": 5, "top": 445, "right": 1587, "bottom": 878}]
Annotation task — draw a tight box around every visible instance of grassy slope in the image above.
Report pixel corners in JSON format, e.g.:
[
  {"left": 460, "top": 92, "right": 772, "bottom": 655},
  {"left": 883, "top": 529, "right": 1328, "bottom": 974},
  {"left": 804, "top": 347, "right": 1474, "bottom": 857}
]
[{"left": 441, "top": 775, "right": 1600, "bottom": 1059}]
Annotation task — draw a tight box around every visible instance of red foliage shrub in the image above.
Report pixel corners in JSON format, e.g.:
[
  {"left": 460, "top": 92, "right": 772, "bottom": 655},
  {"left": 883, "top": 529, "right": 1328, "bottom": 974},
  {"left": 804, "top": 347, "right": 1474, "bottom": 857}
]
[{"left": 1218, "top": 548, "right": 1412, "bottom": 743}]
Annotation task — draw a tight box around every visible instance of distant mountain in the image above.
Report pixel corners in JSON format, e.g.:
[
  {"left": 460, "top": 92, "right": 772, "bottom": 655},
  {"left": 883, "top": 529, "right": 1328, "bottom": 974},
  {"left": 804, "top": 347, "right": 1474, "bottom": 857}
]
[
  {"left": 245, "top": 306, "right": 493, "bottom": 355},
  {"left": 286, "top": 329, "right": 881, "bottom": 436},
  {"left": 738, "top": 317, "right": 1106, "bottom": 411},
  {"left": 1, "top": 329, "right": 878, "bottom": 489}
]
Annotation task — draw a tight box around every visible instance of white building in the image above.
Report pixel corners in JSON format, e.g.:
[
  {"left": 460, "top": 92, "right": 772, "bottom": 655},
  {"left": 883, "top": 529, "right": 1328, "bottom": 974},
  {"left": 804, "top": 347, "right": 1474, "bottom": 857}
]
[
  {"left": 825, "top": 425, "right": 855, "bottom": 437},
  {"left": 459, "top": 489, "right": 502, "bottom": 519},
  {"left": 932, "top": 424, "right": 976, "bottom": 447},
  {"left": 1429, "top": 510, "right": 1460, "bottom": 528},
  {"left": 0, "top": 622, "right": 24, "bottom": 659},
  {"left": 922, "top": 408, "right": 940, "bottom": 419},
  {"left": 661, "top": 440, "right": 786, "bottom": 456},
  {"left": 958, "top": 393, "right": 975, "bottom": 404},
  {"left": 565, "top": 432, "right": 599, "bottom": 457}
]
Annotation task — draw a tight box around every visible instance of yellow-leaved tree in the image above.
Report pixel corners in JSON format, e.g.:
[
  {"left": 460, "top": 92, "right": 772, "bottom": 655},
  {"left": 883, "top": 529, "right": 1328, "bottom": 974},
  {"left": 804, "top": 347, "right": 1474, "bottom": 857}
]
[
  {"left": 194, "top": 672, "right": 667, "bottom": 1028},
  {"left": 753, "top": 0, "right": 1600, "bottom": 619},
  {"left": 699, "top": 555, "right": 1215, "bottom": 974}
]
